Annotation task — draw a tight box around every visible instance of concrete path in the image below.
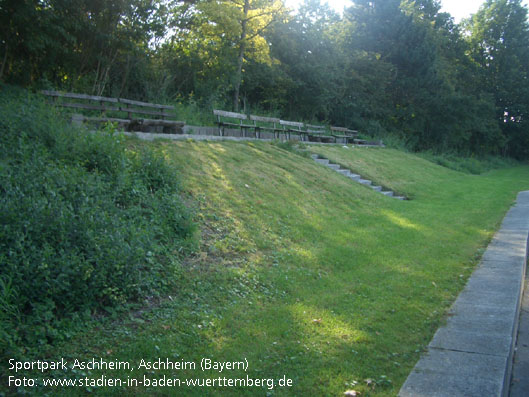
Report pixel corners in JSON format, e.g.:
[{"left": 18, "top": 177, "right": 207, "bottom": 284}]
[
  {"left": 399, "top": 191, "right": 529, "bottom": 397},
  {"left": 510, "top": 274, "right": 529, "bottom": 396}
]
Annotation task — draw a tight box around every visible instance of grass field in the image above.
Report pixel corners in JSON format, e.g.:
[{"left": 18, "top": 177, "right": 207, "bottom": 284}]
[{"left": 21, "top": 140, "right": 529, "bottom": 396}]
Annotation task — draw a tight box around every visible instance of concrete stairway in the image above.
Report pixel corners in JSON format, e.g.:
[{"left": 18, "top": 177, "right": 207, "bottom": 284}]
[{"left": 311, "top": 154, "right": 406, "bottom": 200}]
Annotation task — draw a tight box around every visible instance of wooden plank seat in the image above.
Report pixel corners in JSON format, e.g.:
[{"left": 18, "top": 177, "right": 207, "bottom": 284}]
[
  {"left": 280, "top": 120, "right": 306, "bottom": 141},
  {"left": 42, "top": 90, "right": 184, "bottom": 133},
  {"left": 213, "top": 109, "right": 254, "bottom": 137},
  {"left": 305, "top": 124, "right": 334, "bottom": 143},
  {"left": 249, "top": 115, "right": 284, "bottom": 139},
  {"left": 330, "top": 126, "right": 358, "bottom": 144}
]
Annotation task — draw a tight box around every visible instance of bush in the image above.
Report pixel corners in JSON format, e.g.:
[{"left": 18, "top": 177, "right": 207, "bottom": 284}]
[{"left": 0, "top": 85, "right": 195, "bottom": 358}]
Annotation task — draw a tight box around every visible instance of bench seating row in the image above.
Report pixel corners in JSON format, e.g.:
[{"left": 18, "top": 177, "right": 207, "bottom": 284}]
[
  {"left": 42, "top": 90, "right": 185, "bottom": 134},
  {"left": 213, "top": 109, "right": 367, "bottom": 144},
  {"left": 41, "top": 91, "right": 370, "bottom": 144}
]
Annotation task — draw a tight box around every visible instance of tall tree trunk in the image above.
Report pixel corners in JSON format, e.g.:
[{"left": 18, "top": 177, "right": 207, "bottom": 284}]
[
  {"left": 118, "top": 54, "right": 131, "bottom": 98},
  {"left": 92, "top": 58, "right": 102, "bottom": 95},
  {"left": 233, "top": 0, "right": 250, "bottom": 112},
  {"left": 0, "top": 43, "right": 8, "bottom": 81}
]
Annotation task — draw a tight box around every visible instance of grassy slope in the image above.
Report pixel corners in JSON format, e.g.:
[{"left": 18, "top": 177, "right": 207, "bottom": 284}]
[{"left": 47, "top": 141, "right": 529, "bottom": 396}]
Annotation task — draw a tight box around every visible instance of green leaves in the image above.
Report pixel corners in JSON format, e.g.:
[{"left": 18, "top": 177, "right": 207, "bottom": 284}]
[
  {"left": 0, "top": 88, "right": 195, "bottom": 358},
  {"left": 465, "top": 0, "right": 529, "bottom": 158}
]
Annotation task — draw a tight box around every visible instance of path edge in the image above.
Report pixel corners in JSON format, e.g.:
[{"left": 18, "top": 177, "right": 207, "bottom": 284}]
[{"left": 399, "top": 190, "right": 529, "bottom": 397}]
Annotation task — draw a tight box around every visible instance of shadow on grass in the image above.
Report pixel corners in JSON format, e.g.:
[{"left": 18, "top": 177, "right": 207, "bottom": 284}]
[{"left": 34, "top": 140, "right": 529, "bottom": 397}]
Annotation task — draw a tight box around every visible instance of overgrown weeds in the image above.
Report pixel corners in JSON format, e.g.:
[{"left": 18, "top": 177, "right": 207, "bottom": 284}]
[{"left": 0, "top": 86, "right": 196, "bottom": 361}]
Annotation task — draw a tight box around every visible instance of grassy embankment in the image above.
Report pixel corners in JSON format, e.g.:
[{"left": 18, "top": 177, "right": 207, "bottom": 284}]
[{"left": 29, "top": 138, "right": 529, "bottom": 396}]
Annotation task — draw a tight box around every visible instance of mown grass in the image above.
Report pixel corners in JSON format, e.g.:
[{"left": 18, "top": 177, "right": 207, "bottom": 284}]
[
  {"left": 11, "top": 140, "right": 529, "bottom": 396},
  {"left": 416, "top": 150, "right": 519, "bottom": 175}
]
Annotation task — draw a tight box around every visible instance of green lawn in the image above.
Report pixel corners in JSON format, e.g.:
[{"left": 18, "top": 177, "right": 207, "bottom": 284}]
[{"left": 32, "top": 141, "right": 529, "bottom": 396}]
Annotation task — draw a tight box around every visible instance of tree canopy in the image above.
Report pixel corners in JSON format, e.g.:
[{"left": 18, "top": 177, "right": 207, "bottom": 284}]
[{"left": 2, "top": 0, "right": 529, "bottom": 158}]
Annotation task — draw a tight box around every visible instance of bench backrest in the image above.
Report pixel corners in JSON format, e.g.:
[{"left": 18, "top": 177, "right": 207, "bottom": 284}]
[
  {"left": 280, "top": 120, "right": 304, "bottom": 131},
  {"left": 250, "top": 115, "right": 280, "bottom": 123},
  {"left": 305, "top": 124, "right": 326, "bottom": 134},
  {"left": 250, "top": 115, "right": 281, "bottom": 129},
  {"left": 213, "top": 109, "right": 248, "bottom": 120},
  {"left": 330, "top": 126, "right": 358, "bottom": 136},
  {"left": 42, "top": 90, "right": 176, "bottom": 119}
]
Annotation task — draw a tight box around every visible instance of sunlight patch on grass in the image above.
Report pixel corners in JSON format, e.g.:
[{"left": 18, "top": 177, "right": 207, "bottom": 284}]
[
  {"left": 381, "top": 210, "right": 423, "bottom": 231},
  {"left": 289, "top": 303, "right": 370, "bottom": 344},
  {"left": 43, "top": 141, "right": 529, "bottom": 397}
]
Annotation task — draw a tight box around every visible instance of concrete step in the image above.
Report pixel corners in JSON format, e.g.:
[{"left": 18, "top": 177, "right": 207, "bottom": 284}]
[{"left": 311, "top": 156, "right": 407, "bottom": 200}]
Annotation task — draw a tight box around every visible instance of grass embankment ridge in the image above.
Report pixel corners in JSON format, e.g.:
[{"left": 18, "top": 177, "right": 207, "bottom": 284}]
[{"left": 30, "top": 139, "right": 529, "bottom": 397}]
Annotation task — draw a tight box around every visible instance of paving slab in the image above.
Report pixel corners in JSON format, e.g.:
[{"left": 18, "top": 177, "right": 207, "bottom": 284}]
[
  {"left": 399, "top": 191, "right": 529, "bottom": 397},
  {"left": 430, "top": 327, "right": 513, "bottom": 356},
  {"left": 481, "top": 248, "right": 526, "bottom": 263},
  {"left": 400, "top": 349, "right": 507, "bottom": 397}
]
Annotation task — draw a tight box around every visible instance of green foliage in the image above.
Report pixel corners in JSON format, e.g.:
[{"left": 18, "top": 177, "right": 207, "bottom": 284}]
[
  {"left": 0, "top": 86, "right": 195, "bottom": 359},
  {"left": 418, "top": 151, "right": 519, "bottom": 174},
  {"left": 1, "top": 0, "right": 529, "bottom": 158},
  {"left": 173, "top": 99, "right": 217, "bottom": 127},
  {"left": 465, "top": 0, "right": 529, "bottom": 159}
]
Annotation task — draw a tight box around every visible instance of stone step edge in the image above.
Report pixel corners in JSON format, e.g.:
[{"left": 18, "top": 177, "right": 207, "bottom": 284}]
[{"left": 311, "top": 154, "right": 407, "bottom": 200}]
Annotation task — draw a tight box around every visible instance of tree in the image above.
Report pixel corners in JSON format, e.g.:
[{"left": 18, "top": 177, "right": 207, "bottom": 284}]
[
  {"left": 466, "top": 0, "right": 529, "bottom": 158},
  {"left": 169, "top": 0, "right": 286, "bottom": 111},
  {"left": 1, "top": 0, "right": 167, "bottom": 97},
  {"left": 267, "top": 0, "right": 344, "bottom": 120}
]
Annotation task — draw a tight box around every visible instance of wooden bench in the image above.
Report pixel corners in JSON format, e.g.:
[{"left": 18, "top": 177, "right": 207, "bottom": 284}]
[
  {"left": 330, "top": 126, "right": 358, "bottom": 144},
  {"left": 280, "top": 120, "right": 306, "bottom": 141},
  {"left": 249, "top": 115, "right": 284, "bottom": 139},
  {"left": 213, "top": 109, "right": 255, "bottom": 137},
  {"left": 42, "top": 90, "right": 184, "bottom": 133},
  {"left": 305, "top": 124, "right": 334, "bottom": 143}
]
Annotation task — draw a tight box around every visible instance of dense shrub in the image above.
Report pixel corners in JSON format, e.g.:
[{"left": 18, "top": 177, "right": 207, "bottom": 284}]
[{"left": 0, "top": 86, "right": 195, "bottom": 357}]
